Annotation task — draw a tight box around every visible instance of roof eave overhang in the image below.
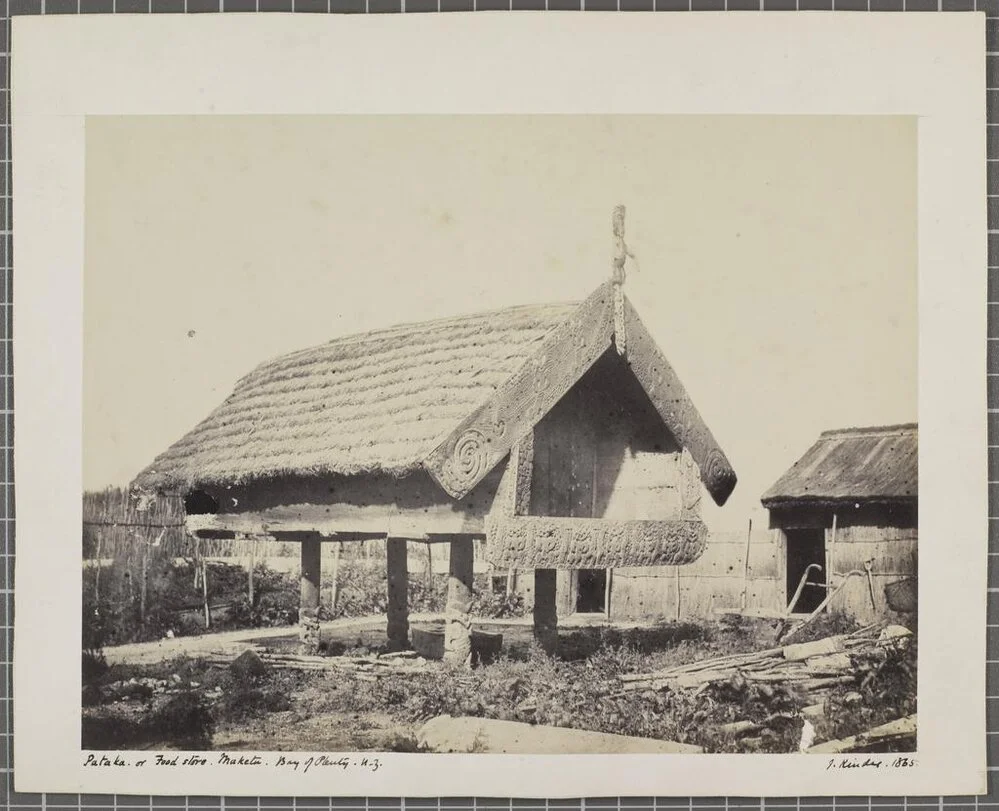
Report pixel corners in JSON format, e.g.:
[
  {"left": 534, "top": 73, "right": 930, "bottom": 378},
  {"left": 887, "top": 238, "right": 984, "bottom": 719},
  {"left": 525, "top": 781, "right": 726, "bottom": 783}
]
[{"left": 761, "top": 495, "right": 918, "bottom": 510}]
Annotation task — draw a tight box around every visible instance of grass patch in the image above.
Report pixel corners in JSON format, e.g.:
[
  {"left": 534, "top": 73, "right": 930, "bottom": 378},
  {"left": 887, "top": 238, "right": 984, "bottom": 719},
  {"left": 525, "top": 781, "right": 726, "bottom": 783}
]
[{"left": 82, "top": 619, "right": 917, "bottom": 755}]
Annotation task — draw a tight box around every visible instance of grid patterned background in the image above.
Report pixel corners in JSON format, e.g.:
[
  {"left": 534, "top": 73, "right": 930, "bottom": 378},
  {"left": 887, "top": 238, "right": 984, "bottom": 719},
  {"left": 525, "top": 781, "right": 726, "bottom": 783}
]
[{"left": 0, "top": 4, "right": 991, "bottom": 810}]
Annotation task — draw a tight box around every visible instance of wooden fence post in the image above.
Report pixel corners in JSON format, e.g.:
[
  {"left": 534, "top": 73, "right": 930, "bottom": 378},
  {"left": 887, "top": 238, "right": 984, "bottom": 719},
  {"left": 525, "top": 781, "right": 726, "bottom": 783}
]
[
  {"left": 330, "top": 540, "right": 342, "bottom": 614},
  {"left": 741, "top": 518, "right": 753, "bottom": 611},
  {"left": 247, "top": 536, "right": 255, "bottom": 606},
  {"left": 139, "top": 540, "right": 148, "bottom": 625},
  {"left": 202, "top": 554, "right": 211, "bottom": 629},
  {"left": 94, "top": 534, "right": 102, "bottom": 604}
]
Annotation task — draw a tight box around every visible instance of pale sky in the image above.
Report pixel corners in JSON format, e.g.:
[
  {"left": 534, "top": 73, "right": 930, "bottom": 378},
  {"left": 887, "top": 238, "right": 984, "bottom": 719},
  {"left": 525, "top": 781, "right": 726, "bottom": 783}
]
[{"left": 84, "top": 115, "right": 917, "bottom": 533}]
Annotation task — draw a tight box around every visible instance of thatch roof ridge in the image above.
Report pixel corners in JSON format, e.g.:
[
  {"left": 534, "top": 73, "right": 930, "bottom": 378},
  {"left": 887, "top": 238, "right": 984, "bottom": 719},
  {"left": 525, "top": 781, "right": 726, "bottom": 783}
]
[
  {"left": 761, "top": 422, "right": 918, "bottom": 507},
  {"left": 229, "top": 300, "right": 582, "bottom": 391}
]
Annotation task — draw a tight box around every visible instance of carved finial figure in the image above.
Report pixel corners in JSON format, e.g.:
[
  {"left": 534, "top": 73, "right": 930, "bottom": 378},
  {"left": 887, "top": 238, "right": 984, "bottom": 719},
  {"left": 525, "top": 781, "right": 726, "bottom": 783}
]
[
  {"left": 612, "top": 205, "right": 628, "bottom": 286},
  {"left": 611, "top": 205, "right": 635, "bottom": 357}
]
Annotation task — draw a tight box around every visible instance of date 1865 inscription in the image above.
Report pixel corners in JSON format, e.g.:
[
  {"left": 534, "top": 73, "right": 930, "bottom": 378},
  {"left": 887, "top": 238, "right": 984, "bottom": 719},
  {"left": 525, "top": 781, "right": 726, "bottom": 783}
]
[{"left": 827, "top": 757, "right": 918, "bottom": 770}]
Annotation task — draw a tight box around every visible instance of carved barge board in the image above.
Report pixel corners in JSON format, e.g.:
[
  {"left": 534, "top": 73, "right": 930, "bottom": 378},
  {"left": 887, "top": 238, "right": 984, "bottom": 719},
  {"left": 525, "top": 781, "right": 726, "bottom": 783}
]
[
  {"left": 485, "top": 515, "right": 708, "bottom": 569},
  {"left": 423, "top": 283, "right": 615, "bottom": 500},
  {"left": 621, "top": 297, "right": 737, "bottom": 506},
  {"left": 488, "top": 436, "right": 535, "bottom": 520}
]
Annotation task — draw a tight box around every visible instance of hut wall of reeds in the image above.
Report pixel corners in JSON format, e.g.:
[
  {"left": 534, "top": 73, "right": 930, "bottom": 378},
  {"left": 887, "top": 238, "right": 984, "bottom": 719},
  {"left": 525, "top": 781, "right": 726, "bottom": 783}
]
[{"left": 760, "top": 423, "right": 918, "bottom": 624}]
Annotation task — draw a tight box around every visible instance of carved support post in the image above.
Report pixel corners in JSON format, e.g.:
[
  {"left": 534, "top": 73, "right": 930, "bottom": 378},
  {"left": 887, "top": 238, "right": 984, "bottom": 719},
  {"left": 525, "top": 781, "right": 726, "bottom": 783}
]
[
  {"left": 445, "top": 539, "right": 474, "bottom": 668},
  {"left": 386, "top": 538, "right": 410, "bottom": 651},
  {"left": 299, "top": 535, "right": 322, "bottom": 655},
  {"left": 533, "top": 568, "right": 558, "bottom": 655}
]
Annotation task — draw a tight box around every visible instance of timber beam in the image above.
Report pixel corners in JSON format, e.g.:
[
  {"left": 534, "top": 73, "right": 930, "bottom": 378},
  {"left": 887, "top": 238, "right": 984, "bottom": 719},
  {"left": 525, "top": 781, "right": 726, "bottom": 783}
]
[
  {"left": 485, "top": 516, "right": 708, "bottom": 569},
  {"left": 185, "top": 509, "right": 485, "bottom": 541}
]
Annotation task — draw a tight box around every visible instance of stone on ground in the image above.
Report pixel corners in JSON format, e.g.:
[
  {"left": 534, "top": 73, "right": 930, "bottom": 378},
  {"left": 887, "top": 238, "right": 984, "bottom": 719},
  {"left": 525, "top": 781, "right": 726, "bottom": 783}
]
[
  {"left": 417, "top": 715, "right": 703, "bottom": 754},
  {"left": 230, "top": 648, "right": 268, "bottom": 679}
]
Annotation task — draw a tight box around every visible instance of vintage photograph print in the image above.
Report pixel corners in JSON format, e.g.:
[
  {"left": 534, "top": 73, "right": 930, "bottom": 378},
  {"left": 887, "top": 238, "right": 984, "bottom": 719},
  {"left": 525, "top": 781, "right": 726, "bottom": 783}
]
[{"left": 81, "top": 114, "right": 917, "bottom": 758}]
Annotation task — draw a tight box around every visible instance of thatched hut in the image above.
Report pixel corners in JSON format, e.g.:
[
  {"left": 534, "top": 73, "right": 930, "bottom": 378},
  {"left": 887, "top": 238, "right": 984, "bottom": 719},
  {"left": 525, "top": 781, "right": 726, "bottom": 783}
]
[
  {"left": 133, "top": 274, "right": 737, "bottom": 663},
  {"left": 760, "top": 423, "right": 917, "bottom": 623}
]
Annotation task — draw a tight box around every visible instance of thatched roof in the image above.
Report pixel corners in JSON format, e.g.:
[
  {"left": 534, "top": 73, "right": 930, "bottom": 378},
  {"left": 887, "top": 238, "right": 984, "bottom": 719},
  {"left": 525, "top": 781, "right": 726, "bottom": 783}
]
[
  {"left": 760, "top": 423, "right": 917, "bottom": 508},
  {"left": 133, "top": 283, "right": 737, "bottom": 505},
  {"left": 133, "top": 302, "right": 579, "bottom": 492}
]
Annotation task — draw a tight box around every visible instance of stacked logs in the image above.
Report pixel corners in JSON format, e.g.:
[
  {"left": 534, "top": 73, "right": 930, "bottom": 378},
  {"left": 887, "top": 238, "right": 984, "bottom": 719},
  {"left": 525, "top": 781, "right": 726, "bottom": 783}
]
[{"left": 616, "top": 623, "right": 911, "bottom": 700}]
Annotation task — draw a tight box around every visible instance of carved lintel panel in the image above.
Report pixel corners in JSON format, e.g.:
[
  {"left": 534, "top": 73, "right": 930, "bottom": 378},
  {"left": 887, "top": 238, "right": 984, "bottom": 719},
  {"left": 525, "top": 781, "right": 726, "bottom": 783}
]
[{"left": 485, "top": 515, "right": 708, "bottom": 569}]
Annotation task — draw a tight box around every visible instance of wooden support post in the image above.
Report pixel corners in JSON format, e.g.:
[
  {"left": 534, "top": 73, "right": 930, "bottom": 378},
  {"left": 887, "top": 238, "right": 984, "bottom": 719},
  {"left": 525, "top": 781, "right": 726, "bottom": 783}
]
[
  {"left": 386, "top": 538, "right": 410, "bottom": 651},
  {"left": 299, "top": 536, "right": 322, "bottom": 654},
  {"left": 533, "top": 568, "right": 558, "bottom": 655},
  {"left": 445, "top": 539, "right": 475, "bottom": 667}
]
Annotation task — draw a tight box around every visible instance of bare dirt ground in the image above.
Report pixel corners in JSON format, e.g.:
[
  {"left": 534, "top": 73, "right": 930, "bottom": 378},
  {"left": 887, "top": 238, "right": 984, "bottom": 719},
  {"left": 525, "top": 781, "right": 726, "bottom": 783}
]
[{"left": 101, "top": 612, "right": 648, "bottom": 666}]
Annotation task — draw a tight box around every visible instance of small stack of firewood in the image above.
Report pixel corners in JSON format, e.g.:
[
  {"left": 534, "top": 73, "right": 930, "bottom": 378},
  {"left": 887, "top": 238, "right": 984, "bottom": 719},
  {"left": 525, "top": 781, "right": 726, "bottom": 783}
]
[{"left": 205, "top": 646, "right": 431, "bottom": 679}]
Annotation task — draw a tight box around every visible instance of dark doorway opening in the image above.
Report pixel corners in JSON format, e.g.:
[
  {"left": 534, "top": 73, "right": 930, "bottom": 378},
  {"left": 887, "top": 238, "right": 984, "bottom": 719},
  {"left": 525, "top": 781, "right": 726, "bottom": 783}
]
[
  {"left": 576, "top": 569, "right": 607, "bottom": 613},
  {"left": 785, "top": 528, "right": 827, "bottom": 613}
]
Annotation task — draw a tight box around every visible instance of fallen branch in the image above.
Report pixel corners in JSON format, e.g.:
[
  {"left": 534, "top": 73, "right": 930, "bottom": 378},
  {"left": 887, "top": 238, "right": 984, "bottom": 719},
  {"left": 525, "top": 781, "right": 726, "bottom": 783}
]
[{"left": 807, "top": 715, "right": 916, "bottom": 754}]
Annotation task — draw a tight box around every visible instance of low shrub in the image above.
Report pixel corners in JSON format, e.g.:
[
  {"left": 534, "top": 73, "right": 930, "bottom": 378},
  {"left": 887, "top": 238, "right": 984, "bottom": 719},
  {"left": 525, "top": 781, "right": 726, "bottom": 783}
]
[
  {"left": 150, "top": 692, "right": 214, "bottom": 750},
  {"left": 783, "top": 610, "right": 861, "bottom": 645},
  {"left": 82, "top": 687, "right": 214, "bottom": 751},
  {"left": 219, "top": 687, "right": 292, "bottom": 721},
  {"left": 818, "top": 634, "right": 917, "bottom": 748},
  {"left": 470, "top": 589, "right": 526, "bottom": 619},
  {"left": 82, "top": 649, "right": 109, "bottom": 685}
]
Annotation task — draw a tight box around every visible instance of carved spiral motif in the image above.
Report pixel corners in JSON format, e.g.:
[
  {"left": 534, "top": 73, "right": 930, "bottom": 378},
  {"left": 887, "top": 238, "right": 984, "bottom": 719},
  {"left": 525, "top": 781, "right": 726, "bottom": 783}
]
[
  {"left": 440, "top": 429, "right": 490, "bottom": 493},
  {"left": 701, "top": 447, "right": 737, "bottom": 505}
]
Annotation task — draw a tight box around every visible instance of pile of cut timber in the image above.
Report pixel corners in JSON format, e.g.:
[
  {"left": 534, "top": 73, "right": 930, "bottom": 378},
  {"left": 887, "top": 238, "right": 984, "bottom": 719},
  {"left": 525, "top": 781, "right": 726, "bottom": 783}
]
[
  {"left": 205, "top": 646, "right": 430, "bottom": 679},
  {"left": 618, "top": 624, "right": 911, "bottom": 701}
]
